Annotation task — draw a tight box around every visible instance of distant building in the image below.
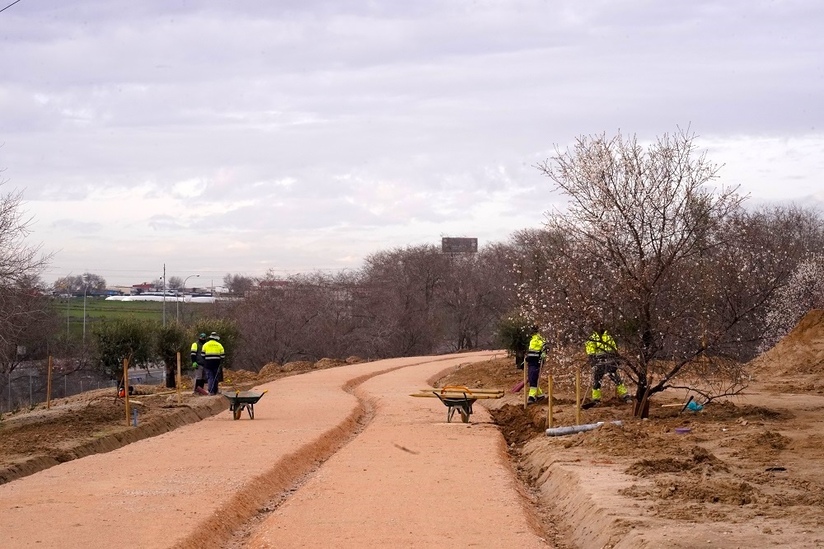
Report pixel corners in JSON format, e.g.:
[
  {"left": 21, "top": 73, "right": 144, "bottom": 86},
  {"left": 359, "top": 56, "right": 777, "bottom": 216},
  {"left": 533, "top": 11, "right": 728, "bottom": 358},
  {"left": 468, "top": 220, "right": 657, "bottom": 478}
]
[
  {"left": 131, "top": 282, "right": 155, "bottom": 295},
  {"left": 89, "top": 288, "right": 123, "bottom": 297}
]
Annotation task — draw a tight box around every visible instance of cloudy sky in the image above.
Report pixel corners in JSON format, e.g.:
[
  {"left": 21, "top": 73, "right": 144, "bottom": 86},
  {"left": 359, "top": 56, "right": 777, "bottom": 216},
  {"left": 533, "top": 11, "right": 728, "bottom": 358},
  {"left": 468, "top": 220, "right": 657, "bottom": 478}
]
[{"left": 2, "top": 0, "right": 822, "bottom": 288}]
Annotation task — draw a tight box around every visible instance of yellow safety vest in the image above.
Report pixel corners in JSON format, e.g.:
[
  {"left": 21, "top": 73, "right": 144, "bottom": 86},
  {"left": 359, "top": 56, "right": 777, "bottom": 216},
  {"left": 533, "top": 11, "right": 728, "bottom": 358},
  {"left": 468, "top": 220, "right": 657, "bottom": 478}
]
[
  {"left": 202, "top": 339, "right": 225, "bottom": 368},
  {"left": 585, "top": 331, "right": 617, "bottom": 355},
  {"left": 527, "top": 334, "right": 545, "bottom": 355}
]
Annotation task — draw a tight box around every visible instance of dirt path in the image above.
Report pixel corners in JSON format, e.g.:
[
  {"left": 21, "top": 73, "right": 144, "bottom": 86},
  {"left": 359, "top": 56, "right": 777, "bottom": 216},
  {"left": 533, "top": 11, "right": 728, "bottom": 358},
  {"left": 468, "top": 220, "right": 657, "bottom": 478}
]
[
  {"left": 245, "top": 352, "right": 546, "bottom": 548},
  {"left": 5, "top": 324, "right": 824, "bottom": 549},
  {"left": 0, "top": 351, "right": 549, "bottom": 548}
]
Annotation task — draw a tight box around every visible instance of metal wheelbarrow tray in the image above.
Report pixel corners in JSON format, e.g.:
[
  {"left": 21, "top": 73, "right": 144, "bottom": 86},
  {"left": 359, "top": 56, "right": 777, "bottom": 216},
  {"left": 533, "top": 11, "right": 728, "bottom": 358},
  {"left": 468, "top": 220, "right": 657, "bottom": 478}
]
[
  {"left": 222, "top": 390, "right": 268, "bottom": 420},
  {"left": 409, "top": 385, "right": 504, "bottom": 423}
]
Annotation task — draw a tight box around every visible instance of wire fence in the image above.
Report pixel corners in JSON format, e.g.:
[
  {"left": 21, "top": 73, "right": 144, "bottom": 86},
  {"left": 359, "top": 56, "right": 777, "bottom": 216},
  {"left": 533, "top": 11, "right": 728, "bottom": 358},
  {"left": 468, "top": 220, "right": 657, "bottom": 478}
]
[{"left": 1, "top": 366, "right": 165, "bottom": 414}]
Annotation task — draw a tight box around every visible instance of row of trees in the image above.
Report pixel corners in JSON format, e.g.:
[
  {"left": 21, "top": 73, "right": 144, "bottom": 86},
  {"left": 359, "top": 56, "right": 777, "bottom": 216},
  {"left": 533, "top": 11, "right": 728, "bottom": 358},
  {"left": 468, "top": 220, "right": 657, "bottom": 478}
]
[
  {"left": 93, "top": 318, "right": 238, "bottom": 387},
  {"left": 52, "top": 273, "right": 107, "bottom": 295},
  {"left": 52, "top": 272, "right": 251, "bottom": 296},
  {"left": 217, "top": 130, "right": 824, "bottom": 418},
  {"left": 223, "top": 247, "right": 514, "bottom": 369},
  {"left": 3, "top": 129, "right": 824, "bottom": 417}
]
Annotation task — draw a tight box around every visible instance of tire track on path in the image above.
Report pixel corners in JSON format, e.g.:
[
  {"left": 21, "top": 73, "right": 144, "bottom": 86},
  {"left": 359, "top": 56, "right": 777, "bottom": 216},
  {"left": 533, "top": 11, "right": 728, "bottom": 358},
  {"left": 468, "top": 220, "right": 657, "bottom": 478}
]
[{"left": 244, "top": 351, "right": 548, "bottom": 548}]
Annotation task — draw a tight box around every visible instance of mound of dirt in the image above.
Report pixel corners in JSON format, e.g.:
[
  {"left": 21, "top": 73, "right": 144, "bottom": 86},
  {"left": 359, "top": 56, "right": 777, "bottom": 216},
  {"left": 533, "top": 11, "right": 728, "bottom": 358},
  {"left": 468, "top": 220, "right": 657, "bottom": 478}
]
[
  {"left": 315, "top": 358, "right": 347, "bottom": 369},
  {"left": 282, "top": 360, "right": 314, "bottom": 372},
  {"left": 222, "top": 368, "right": 259, "bottom": 384},
  {"left": 750, "top": 309, "right": 824, "bottom": 376},
  {"left": 626, "top": 446, "right": 729, "bottom": 477},
  {"left": 259, "top": 362, "right": 281, "bottom": 377},
  {"left": 433, "top": 356, "right": 523, "bottom": 392},
  {"left": 623, "top": 476, "right": 761, "bottom": 507}
]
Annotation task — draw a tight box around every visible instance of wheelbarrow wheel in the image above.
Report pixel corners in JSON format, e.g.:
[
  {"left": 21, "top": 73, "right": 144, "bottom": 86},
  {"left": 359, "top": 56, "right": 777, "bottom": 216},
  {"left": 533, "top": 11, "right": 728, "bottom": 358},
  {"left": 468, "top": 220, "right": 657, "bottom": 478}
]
[
  {"left": 233, "top": 406, "right": 242, "bottom": 420},
  {"left": 459, "top": 408, "right": 469, "bottom": 423}
]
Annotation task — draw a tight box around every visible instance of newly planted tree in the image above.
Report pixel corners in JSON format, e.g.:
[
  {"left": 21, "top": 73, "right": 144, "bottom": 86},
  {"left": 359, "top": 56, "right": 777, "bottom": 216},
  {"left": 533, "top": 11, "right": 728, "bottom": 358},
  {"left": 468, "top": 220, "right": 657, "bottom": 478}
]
[
  {"left": 92, "top": 319, "right": 155, "bottom": 380},
  {"left": 496, "top": 311, "right": 532, "bottom": 369},
  {"left": 190, "top": 317, "right": 239, "bottom": 369},
  {"left": 155, "top": 322, "right": 190, "bottom": 388}
]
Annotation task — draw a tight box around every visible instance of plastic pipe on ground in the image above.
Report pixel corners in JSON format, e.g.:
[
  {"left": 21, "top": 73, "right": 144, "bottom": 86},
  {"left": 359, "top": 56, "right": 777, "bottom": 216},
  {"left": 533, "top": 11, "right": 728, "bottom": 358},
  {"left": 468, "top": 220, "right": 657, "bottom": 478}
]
[{"left": 546, "top": 420, "right": 623, "bottom": 437}]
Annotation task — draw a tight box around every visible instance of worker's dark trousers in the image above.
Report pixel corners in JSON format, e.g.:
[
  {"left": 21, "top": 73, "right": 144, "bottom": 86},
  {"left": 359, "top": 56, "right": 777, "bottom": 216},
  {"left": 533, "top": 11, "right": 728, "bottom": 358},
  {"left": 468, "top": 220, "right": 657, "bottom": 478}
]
[
  {"left": 526, "top": 354, "right": 541, "bottom": 387},
  {"left": 193, "top": 365, "right": 206, "bottom": 392},
  {"left": 205, "top": 366, "right": 220, "bottom": 395},
  {"left": 590, "top": 355, "right": 622, "bottom": 390}
]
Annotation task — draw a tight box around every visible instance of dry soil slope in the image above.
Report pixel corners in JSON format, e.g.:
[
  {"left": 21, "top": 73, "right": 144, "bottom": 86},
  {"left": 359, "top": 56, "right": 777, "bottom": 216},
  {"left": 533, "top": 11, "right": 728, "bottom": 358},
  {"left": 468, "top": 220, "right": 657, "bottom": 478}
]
[
  {"left": 511, "top": 310, "right": 824, "bottom": 549},
  {"left": 749, "top": 309, "right": 824, "bottom": 374}
]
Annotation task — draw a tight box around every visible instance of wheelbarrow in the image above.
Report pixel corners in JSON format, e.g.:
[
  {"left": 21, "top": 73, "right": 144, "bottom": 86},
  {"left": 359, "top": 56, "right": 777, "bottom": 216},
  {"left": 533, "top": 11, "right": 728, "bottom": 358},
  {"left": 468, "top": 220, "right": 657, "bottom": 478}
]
[
  {"left": 410, "top": 385, "right": 504, "bottom": 423},
  {"left": 222, "top": 390, "right": 268, "bottom": 420}
]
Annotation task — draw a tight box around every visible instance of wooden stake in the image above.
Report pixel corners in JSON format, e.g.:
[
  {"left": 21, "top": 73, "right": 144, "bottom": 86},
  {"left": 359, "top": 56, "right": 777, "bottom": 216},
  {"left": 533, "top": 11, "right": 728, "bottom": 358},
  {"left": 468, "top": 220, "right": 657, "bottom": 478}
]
[
  {"left": 523, "top": 358, "right": 528, "bottom": 410},
  {"left": 176, "top": 352, "right": 182, "bottom": 404},
  {"left": 123, "top": 358, "right": 131, "bottom": 427},
  {"left": 575, "top": 367, "right": 581, "bottom": 426},
  {"left": 46, "top": 355, "right": 53, "bottom": 410},
  {"left": 547, "top": 374, "right": 554, "bottom": 429}
]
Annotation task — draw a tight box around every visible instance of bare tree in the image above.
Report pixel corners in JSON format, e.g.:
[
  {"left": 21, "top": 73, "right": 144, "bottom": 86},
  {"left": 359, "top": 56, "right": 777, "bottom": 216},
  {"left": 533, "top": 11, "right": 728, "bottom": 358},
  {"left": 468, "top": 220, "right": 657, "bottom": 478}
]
[
  {"left": 1, "top": 185, "right": 50, "bottom": 282},
  {"left": 227, "top": 271, "right": 359, "bottom": 369},
  {"left": 533, "top": 128, "right": 760, "bottom": 416},
  {"left": 223, "top": 273, "right": 255, "bottom": 296},
  {"left": 355, "top": 245, "right": 450, "bottom": 357},
  {"left": 440, "top": 249, "right": 511, "bottom": 351},
  {"left": 297, "top": 271, "right": 361, "bottom": 359},
  {"left": 0, "top": 275, "right": 59, "bottom": 377},
  {"left": 166, "top": 276, "right": 183, "bottom": 290},
  {"left": 1, "top": 183, "right": 53, "bottom": 379},
  {"left": 52, "top": 272, "right": 106, "bottom": 295}
]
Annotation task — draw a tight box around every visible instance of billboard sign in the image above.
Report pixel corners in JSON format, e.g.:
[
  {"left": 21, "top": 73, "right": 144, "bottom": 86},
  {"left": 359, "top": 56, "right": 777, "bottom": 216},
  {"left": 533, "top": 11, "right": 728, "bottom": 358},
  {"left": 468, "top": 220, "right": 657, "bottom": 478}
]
[{"left": 441, "top": 237, "right": 478, "bottom": 253}]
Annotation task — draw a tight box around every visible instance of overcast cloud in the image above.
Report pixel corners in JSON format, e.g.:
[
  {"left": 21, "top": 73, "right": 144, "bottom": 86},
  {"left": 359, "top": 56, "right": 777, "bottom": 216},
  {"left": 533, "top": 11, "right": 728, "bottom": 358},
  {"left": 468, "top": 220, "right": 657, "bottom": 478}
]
[{"left": 1, "top": 0, "right": 822, "bottom": 287}]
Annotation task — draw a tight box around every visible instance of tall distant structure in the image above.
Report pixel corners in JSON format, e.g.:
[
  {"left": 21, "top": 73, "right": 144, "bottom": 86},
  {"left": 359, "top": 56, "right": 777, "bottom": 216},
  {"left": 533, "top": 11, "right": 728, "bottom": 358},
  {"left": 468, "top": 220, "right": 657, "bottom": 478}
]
[{"left": 441, "top": 237, "right": 478, "bottom": 254}]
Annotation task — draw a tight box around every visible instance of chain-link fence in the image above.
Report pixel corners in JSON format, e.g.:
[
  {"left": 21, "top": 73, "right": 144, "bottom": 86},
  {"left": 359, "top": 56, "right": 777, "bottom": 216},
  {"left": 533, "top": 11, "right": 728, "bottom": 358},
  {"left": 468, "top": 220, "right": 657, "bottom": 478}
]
[{"left": 1, "top": 366, "right": 165, "bottom": 414}]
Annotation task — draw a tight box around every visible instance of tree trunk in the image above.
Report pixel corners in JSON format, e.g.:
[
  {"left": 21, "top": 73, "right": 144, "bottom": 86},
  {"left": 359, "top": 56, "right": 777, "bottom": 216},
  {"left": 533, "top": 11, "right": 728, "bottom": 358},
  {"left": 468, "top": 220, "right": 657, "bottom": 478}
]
[{"left": 165, "top": 365, "right": 176, "bottom": 389}]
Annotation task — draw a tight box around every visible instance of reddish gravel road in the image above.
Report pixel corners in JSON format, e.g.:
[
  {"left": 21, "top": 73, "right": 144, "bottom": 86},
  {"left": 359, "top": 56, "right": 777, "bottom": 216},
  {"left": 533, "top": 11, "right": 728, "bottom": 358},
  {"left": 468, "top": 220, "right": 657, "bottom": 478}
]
[{"left": 0, "top": 352, "right": 548, "bottom": 548}]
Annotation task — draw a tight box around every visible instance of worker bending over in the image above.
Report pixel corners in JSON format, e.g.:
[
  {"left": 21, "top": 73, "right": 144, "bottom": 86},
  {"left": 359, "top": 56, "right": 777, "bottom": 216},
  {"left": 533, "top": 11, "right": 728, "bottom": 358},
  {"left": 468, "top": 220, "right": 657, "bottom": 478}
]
[{"left": 585, "top": 327, "right": 631, "bottom": 405}]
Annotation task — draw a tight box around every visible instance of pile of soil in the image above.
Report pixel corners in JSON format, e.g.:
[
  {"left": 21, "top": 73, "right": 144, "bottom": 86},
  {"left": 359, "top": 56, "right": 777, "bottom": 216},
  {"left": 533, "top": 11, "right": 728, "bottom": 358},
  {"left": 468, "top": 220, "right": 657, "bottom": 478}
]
[{"left": 749, "top": 309, "right": 824, "bottom": 393}]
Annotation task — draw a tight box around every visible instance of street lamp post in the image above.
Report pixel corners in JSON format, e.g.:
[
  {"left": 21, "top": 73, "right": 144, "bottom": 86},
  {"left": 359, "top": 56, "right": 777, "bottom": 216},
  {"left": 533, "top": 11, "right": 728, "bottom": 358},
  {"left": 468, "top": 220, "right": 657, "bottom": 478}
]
[
  {"left": 177, "top": 274, "right": 200, "bottom": 323},
  {"left": 82, "top": 275, "right": 88, "bottom": 344},
  {"left": 162, "top": 263, "right": 166, "bottom": 327}
]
